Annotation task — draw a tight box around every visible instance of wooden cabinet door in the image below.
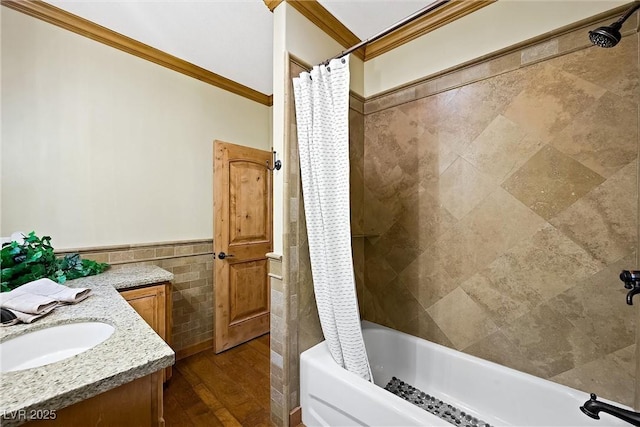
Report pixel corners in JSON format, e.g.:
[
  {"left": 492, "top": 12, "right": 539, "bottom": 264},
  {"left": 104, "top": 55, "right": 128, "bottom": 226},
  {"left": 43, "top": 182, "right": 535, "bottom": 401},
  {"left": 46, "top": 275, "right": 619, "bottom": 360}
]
[
  {"left": 25, "top": 374, "right": 162, "bottom": 427},
  {"left": 121, "top": 284, "right": 171, "bottom": 382},
  {"left": 213, "top": 140, "right": 272, "bottom": 353},
  {"left": 121, "top": 286, "right": 166, "bottom": 340}
]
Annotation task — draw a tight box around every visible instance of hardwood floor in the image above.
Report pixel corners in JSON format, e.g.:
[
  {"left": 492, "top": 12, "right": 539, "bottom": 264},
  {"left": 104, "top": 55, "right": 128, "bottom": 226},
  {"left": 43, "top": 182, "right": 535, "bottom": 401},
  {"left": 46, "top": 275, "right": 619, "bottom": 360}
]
[{"left": 164, "top": 334, "right": 273, "bottom": 426}]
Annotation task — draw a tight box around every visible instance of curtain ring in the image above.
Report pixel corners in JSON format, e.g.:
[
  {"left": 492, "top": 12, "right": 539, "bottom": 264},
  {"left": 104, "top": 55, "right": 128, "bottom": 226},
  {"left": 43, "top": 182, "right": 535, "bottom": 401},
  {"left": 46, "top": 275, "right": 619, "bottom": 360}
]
[
  {"left": 327, "top": 67, "right": 331, "bottom": 72},
  {"left": 341, "top": 58, "right": 345, "bottom": 64}
]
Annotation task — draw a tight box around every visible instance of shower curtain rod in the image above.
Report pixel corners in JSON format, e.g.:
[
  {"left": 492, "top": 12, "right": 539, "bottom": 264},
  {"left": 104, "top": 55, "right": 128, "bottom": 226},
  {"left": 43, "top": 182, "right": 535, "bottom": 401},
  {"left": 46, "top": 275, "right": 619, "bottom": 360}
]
[{"left": 319, "top": 0, "right": 451, "bottom": 66}]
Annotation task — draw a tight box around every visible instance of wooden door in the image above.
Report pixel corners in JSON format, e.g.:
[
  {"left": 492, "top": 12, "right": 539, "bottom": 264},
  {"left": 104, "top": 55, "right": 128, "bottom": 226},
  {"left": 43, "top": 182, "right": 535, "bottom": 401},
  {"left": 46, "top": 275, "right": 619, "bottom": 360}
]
[{"left": 213, "top": 140, "right": 272, "bottom": 353}]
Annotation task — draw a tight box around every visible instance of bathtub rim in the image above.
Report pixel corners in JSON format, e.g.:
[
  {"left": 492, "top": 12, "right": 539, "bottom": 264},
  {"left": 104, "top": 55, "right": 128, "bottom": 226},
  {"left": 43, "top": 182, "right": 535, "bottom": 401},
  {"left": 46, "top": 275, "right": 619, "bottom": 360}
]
[{"left": 361, "top": 320, "right": 632, "bottom": 411}]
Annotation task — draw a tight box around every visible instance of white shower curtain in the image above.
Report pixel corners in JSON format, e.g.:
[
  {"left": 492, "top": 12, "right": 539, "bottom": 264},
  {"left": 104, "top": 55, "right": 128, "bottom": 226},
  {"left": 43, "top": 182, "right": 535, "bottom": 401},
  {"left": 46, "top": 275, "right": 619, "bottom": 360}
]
[{"left": 292, "top": 55, "right": 372, "bottom": 382}]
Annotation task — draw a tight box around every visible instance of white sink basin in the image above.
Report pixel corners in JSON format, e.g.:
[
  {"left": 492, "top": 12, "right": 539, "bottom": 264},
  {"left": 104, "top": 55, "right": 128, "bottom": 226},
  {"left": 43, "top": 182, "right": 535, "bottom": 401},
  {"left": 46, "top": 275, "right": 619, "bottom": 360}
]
[{"left": 0, "top": 322, "right": 115, "bottom": 373}]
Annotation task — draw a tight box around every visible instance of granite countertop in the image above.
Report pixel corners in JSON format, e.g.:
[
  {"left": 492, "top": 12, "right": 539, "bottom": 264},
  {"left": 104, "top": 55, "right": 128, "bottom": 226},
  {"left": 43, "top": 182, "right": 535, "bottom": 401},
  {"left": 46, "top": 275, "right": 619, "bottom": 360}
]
[
  {"left": 0, "top": 265, "right": 175, "bottom": 426},
  {"left": 71, "top": 264, "right": 174, "bottom": 291}
]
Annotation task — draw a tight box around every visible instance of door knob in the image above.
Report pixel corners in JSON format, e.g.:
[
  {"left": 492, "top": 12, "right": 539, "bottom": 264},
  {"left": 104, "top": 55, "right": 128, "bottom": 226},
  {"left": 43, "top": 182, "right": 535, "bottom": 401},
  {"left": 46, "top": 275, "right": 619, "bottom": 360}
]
[{"left": 218, "top": 252, "right": 234, "bottom": 260}]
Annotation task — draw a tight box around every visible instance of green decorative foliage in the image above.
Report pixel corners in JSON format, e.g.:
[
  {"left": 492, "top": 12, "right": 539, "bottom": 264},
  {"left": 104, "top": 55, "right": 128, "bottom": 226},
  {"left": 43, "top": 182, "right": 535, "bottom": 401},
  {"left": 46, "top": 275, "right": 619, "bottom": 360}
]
[{"left": 0, "top": 232, "right": 109, "bottom": 293}]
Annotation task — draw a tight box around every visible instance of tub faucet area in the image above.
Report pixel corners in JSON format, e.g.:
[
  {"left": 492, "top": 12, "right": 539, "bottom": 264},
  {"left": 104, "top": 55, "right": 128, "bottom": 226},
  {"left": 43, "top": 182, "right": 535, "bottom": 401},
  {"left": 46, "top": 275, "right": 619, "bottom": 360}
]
[
  {"left": 619, "top": 270, "right": 640, "bottom": 305},
  {"left": 627, "top": 287, "right": 640, "bottom": 305},
  {"left": 580, "top": 393, "right": 640, "bottom": 426}
]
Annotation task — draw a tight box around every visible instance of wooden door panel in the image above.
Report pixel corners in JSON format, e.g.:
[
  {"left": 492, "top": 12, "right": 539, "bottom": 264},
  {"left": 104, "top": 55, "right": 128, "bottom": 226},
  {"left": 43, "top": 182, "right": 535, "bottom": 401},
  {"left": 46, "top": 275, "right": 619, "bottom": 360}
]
[
  {"left": 214, "top": 140, "right": 272, "bottom": 353},
  {"left": 229, "top": 161, "right": 270, "bottom": 244},
  {"left": 229, "top": 260, "right": 269, "bottom": 325}
]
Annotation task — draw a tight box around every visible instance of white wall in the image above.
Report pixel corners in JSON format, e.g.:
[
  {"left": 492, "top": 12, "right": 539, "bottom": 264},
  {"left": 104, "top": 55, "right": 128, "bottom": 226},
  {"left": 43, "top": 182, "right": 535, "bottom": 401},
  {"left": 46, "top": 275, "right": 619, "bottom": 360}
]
[
  {"left": 365, "top": 0, "right": 628, "bottom": 96},
  {"left": 271, "top": 3, "right": 364, "bottom": 254},
  {"left": 1, "top": 8, "right": 272, "bottom": 250}
]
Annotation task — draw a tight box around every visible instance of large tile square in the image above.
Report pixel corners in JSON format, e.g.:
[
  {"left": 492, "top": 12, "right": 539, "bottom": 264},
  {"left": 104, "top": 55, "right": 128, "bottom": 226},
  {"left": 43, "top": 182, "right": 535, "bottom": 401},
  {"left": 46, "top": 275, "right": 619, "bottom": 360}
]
[
  {"left": 503, "top": 65, "right": 606, "bottom": 140},
  {"left": 435, "top": 222, "right": 501, "bottom": 282},
  {"left": 463, "top": 224, "right": 603, "bottom": 325},
  {"left": 370, "top": 221, "right": 423, "bottom": 275},
  {"left": 368, "top": 280, "right": 424, "bottom": 330},
  {"left": 462, "top": 114, "right": 544, "bottom": 182},
  {"left": 397, "top": 311, "right": 453, "bottom": 348},
  {"left": 364, "top": 251, "right": 397, "bottom": 292},
  {"left": 433, "top": 88, "right": 499, "bottom": 155},
  {"left": 550, "top": 161, "right": 637, "bottom": 265},
  {"left": 396, "top": 185, "right": 458, "bottom": 249},
  {"left": 459, "top": 187, "right": 547, "bottom": 256},
  {"left": 463, "top": 331, "right": 536, "bottom": 375},
  {"left": 502, "top": 145, "right": 605, "bottom": 220},
  {"left": 434, "top": 157, "right": 495, "bottom": 220},
  {"left": 547, "top": 254, "right": 635, "bottom": 354},
  {"left": 362, "top": 187, "right": 400, "bottom": 237},
  {"left": 501, "top": 304, "right": 605, "bottom": 378},
  {"left": 416, "top": 132, "right": 459, "bottom": 187},
  {"left": 399, "top": 253, "right": 457, "bottom": 310},
  {"left": 546, "top": 36, "right": 638, "bottom": 104},
  {"left": 427, "top": 287, "right": 497, "bottom": 349},
  {"left": 550, "top": 91, "right": 638, "bottom": 178},
  {"left": 551, "top": 347, "right": 635, "bottom": 407},
  {"left": 461, "top": 270, "right": 542, "bottom": 328}
]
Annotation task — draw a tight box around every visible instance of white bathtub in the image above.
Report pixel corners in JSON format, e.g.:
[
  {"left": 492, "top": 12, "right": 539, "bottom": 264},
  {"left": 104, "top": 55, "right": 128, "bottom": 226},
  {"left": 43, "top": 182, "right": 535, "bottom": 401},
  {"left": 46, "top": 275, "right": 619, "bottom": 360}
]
[{"left": 300, "top": 321, "right": 630, "bottom": 427}]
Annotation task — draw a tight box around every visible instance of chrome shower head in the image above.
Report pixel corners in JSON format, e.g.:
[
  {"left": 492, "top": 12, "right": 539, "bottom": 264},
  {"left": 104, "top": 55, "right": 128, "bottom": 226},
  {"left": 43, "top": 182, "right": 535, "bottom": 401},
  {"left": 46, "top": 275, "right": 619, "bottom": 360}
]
[
  {"left": 589, "top": 23, "right": 622, "bottom": 48},
  {"left": 589, "top": 3, "right": 640, "bottom": 48}
]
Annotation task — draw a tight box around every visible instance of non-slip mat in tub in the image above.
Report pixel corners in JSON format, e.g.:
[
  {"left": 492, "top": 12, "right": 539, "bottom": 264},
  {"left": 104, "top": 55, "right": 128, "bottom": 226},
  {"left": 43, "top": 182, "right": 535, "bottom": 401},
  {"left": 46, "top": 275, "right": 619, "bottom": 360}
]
[{"left": 384, "top": 377, "right": 493, "bottom": 427}]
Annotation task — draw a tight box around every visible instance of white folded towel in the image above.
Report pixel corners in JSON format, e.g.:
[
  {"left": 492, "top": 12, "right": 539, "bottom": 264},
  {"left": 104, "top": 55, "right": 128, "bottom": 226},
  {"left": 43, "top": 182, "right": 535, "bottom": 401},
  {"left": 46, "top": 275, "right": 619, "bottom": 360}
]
[
  {"left": 0, "top": 291, "right": 58, "bottom": 314},
  {"left": 18, "top": 278, "right": 91, "bottom": 304},
  {"left": 2, "top": 306, "right": 57, "bottom": 324},
  {"left": 0, "top": 278, "right": 91, "bottom": 325}
]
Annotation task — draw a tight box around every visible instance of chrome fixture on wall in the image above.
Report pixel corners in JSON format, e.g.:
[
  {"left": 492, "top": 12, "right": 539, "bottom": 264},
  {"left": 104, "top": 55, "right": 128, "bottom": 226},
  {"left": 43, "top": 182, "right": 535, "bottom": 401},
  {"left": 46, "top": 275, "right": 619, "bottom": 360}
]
[
  {"left": 589, "top": 2, "right": 640, "bottom": 48},
  {"left": 619, "top": 270, "right": 640, "bottom": 305}
]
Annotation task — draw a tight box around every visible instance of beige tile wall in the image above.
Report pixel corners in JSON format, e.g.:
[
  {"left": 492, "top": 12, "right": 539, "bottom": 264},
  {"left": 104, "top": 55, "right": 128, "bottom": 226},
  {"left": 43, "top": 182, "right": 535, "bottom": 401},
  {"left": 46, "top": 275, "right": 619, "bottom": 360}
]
[
  {"left": 351, "top": 96, "right": 367, "bottom": 316},
  {"left": 58, "top": 239, "right": 214, "bottom": 352},
  {"left": 296, "top": 95, "right": 367, "bottom": 353},
  {"left": 268, "top": 58, "right": 307, "bottom": 427},
  {"left": 361, "top": 22, "right": 638, "bottom": 405},
  {"left": 268, "top": 254, "right": 286, "bottom": 427}
]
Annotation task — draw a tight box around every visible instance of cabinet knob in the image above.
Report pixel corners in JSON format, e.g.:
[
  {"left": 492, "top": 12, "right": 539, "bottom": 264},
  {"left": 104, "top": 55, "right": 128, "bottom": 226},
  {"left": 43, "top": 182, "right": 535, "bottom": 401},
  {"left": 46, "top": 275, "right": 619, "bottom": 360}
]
[{"left": 217, "top": 252, "right": 234, "bottom": 260}]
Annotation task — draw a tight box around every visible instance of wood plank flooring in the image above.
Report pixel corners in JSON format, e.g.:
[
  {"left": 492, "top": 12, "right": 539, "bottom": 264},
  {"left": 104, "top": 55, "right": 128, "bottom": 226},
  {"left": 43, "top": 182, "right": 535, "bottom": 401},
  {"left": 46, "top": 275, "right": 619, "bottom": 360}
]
[{"left": 164, "top": 334, "right": 273, "bottom": 427}]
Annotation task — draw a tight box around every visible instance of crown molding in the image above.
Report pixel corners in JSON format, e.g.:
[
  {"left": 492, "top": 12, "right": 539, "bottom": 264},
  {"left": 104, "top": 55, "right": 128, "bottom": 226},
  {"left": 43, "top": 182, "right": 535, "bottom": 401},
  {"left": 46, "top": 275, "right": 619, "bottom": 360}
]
[
  {"left": 364, "top": 0, "right": 496, "bottom": 60},
  {"left": 2, "top": 0, "right": 273, "bottom": 106},
  {"left": 286, "top": 0, "right": 365, "bottom": 60},
  {"left": 280, "top": 0, "right": 493, "bottom": 63},
  {"left": 363, "top": 2, "right": 637, "bottom": 113},
  {"left": 263, "top": 0, "right": 284, "bottom": 12}
]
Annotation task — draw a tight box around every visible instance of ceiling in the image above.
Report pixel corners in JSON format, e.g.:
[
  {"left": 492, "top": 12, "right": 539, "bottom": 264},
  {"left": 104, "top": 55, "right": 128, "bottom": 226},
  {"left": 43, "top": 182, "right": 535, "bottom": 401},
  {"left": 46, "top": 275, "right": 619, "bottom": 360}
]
[{"left": 45, "top": 0, "right": 434, "bottom": 96}]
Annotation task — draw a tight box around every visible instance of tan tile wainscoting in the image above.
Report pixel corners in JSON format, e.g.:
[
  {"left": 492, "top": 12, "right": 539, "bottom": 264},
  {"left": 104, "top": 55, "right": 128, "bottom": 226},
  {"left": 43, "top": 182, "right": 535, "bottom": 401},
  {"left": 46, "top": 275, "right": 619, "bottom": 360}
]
[
  {"left": 267, "top": 252, "right": 286, "bottom": 426},
  {"left": 57, "top": 239, "right": 214, "bottom": 356}
]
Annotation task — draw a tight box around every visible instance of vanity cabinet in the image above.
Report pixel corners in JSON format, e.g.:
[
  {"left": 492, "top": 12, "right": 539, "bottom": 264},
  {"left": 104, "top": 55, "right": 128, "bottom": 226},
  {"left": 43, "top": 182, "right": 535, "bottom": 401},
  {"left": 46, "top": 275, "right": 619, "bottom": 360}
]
[
  {"left": 25, "top": 372, "right": 164, "bottom": 427},
  {"left": 120, "top": 282, "right": 172, "bottom": 382},
  {"left": 7, "top": 266, "right": 174, "bottom": 427},
  {"left": 25, "top": 283, "right": 171, "bottom": 427}
]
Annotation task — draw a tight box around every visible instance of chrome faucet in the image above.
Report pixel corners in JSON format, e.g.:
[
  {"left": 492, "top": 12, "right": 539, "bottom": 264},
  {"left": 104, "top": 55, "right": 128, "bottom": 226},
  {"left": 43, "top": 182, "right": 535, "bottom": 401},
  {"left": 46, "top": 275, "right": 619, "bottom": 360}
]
[{"left": 580, "top": 393, "right": 640, "bottom": 426}]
